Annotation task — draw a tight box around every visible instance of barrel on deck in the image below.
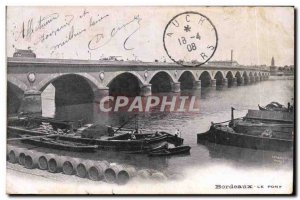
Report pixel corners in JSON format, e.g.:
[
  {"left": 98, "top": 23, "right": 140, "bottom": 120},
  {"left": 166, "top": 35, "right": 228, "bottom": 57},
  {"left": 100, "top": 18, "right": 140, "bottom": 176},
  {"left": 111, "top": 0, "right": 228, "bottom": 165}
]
[
  {"left": 38, "top": 155, "right": 48, "bottom": 170},
  {"left": 45, "top": 154, "right": 64, "bottom": 173},
  {"left": 151, "top": 172, "right": 167, "bottom": 181},
  {"left": 24, "top": 150, "right": 43, "bottom": 169},
  {"left": 6, "top": 145, "right": 13, "bottom": 160},
  {"left": 87, "top": 161, "right": 109, "bottom": 181},
  {"left": 62, "top": 157, "right": 81, "bottom": 175},
  {"left": 104, "top": 164, "right": 123, "bottom": 183},
  {"left": 7, "top": 146, "right": 16, "bottom": 163},
  {"left": 76, "top": 160, "right": 94, "bottom": 178},
  {"left": 7, "top": 147, "right": 27, "bottom": 165},
  {"left": 117, "top": 165, "right": 137, "bottom": 185},
  {"left": 137, "top": 169, "right": 152, "bottom": 180},
  {"left": 18, "top": 151, "right": 27, "bottom": 166}
]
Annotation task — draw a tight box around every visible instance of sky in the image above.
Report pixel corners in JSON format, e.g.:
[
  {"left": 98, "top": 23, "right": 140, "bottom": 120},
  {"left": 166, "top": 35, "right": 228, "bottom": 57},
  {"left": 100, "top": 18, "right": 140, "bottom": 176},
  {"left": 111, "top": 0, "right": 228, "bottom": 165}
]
[{"left": 6, "top": 6, "right": 294, "bottom": 66}]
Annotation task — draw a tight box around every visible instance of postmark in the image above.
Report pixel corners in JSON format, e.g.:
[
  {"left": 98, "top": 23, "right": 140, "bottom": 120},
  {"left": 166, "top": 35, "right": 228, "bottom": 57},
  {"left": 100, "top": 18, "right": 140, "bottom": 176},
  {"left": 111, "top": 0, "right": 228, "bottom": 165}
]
[{"left": 163, "top": 11, "right": 218, "bottom": 67}]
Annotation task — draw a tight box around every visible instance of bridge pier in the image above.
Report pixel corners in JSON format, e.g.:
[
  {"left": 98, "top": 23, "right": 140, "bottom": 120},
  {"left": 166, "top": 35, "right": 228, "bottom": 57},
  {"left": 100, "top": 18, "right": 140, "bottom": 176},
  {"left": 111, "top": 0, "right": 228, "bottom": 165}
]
[
  {"left": 244, "top": 77, "right": 249, "bottom": 84},
  {"left": 237, "top": 77, "right": 244, "bottom": 85},
  {"left": 18, "top": 90, "right": 42, "bottom": 115},
  {"left": 231, "top": 77, "right": 237, "bottom": 86},
  {"left": 193, "top": 80, "right": 201, "bottom": 90},
  {"left": 94, "top": 88, "right": 109, "bottom": 102},
  {"left": 222, "top": 78, "right": 228, "bottom": 86},
  {"left": 250, "top": 76, "right": 255, "bottom": 83},
  {"left": 210, "top": 79, "right": 217, "bottom": 87},
  {"left": 140, "top": 84, "right": 152, "bottom": 96},
  {"left": 171, "top": 82, "right": 181, "bottom": 93},
  {"left": 255, "top": 76, "right": 260, "bottom": 82}
]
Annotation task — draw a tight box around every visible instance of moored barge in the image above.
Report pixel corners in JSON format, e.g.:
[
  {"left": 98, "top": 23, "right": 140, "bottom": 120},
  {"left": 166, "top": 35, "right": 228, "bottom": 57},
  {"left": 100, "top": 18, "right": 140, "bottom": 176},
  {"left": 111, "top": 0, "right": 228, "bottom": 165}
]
[{"left": 197, "top": 107, "right": 294, "bottom": 152}]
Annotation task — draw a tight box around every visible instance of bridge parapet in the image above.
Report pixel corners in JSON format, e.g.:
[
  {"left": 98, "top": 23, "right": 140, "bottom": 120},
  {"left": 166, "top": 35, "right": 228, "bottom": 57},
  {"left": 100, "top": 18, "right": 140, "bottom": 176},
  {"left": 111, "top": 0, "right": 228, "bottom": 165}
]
[{"left": 7, "top": 57, "right": 270, "bottom": 72}]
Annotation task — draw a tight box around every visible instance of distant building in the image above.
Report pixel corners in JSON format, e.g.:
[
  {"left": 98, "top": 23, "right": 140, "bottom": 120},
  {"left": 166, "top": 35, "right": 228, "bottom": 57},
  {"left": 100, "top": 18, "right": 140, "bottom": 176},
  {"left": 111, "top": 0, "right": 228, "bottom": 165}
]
[
  {"left": 270, "top": 57, "right": 278, "bottom": 75},
  {"left": 271, "top": 57, "right": 275, "bottom": 66},
  {"left": 13, "top": 49, "right": 36, "bottom": 58},
  {"left": 269, "top": 57, "right": 294, "bottom": 76}
]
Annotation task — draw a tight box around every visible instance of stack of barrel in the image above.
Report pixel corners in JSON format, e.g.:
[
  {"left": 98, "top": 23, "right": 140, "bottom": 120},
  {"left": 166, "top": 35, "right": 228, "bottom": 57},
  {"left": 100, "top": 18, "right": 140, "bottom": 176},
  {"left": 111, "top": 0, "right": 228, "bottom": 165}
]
[
  {"left": 7, "top": 145, "right": 176, "bottom": 184},
  {"left": 7, "top": 145, "right": 138, "bottom": 185}
]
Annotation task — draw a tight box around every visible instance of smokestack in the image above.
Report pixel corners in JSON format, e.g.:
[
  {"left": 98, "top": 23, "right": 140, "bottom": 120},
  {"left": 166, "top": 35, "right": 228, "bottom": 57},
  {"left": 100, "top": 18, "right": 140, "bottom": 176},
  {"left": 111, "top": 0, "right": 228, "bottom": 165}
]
[{"left": 231, "top": 49, "right": 233, "bottom": 62}]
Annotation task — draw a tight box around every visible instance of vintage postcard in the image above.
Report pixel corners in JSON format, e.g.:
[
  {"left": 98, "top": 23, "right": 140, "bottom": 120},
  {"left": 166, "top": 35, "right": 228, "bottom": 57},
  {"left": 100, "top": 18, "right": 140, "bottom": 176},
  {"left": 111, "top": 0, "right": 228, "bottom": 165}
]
[{"left": 6, "top": 6, "right": 294, "bottom": 195}]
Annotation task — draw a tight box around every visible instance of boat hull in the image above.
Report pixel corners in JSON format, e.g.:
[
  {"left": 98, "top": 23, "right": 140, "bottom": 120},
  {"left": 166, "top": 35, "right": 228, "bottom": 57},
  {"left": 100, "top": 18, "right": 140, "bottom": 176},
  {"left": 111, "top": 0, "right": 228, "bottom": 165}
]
[
  {"left": 197, "top": 126, "right": 293, "bottom": 152},
  {"left": 7, "top": 126, "right": 180, "bottom": 152},
  {"left": 21, "top": 138, "right": 98, "bottom": 152},
  {"left": 148, "top": 146, "right": 191, "bottom": 157}
]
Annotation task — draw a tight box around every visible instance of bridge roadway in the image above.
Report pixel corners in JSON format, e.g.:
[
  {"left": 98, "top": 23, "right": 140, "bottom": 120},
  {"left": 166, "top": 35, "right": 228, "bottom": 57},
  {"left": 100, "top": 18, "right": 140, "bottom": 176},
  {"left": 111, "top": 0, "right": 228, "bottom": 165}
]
[{"left": 7, "top": 57, "right": 270, "bottom": 114}]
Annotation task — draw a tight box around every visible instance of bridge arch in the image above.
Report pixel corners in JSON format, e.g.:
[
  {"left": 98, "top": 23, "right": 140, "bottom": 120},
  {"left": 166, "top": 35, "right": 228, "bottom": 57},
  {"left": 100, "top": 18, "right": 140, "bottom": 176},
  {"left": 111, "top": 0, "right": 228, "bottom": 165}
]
[
  {"left": 38, "top": 73, "right": 99, "bottom": 107},
  {"left": 178, "top": 71, "right": 196, "bottom": 90},
  {"left": 249, "top": 72, "right": 254, "bottom": 83},
  {"left": 37, "top": 73, "right": 101, "bottom": 92},
  {"left": 254, "top": 72, "right": 259, "bottom": 82},
  {"left": 214, "top": 71, "right": 225, "bottom": 86},
  {"left": 149, "top": 71, "right": 175, "bottom": 93},
  {"left": 7, "top": 76, "right": 28, "bottom": 92},
  {"left": 199, "top": 71, "right": 213, "bottom": 87},
  {"left": 225, "top": 71, "right": 234, "bottom": 86},
  {"left": 148, "top": 70, "right": 177, "bottom": 84},
  {"left": 107, "top": 72, "right": 144, "bottom": 96},
  {"left": 7, "top": 81, "right": 25, "bottom": 114},
  {"left": 235, "top": 71, "right": 243, "bottom": 85},
  {"left": 242, "top": 71, "right": 249, "bottom": 84}
]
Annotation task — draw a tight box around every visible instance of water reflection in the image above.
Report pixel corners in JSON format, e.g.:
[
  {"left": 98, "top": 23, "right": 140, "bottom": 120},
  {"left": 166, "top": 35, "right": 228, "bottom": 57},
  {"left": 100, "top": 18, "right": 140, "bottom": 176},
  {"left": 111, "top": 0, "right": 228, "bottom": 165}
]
[{"left": 200, "top": 142, "right": 293, "bottom": 169}]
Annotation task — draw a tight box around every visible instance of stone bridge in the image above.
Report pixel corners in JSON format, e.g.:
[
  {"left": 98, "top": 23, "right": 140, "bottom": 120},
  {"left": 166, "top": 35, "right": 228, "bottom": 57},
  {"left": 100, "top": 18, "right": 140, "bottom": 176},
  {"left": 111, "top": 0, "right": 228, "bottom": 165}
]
[{"left": 7, "top": 57, "right": 270, "bottom": 114}]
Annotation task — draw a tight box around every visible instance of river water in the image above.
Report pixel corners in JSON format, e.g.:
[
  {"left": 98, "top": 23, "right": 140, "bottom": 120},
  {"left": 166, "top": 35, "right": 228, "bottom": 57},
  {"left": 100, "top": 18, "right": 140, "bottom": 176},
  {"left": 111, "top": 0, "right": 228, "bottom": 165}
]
[{"left": 38, "top": 79, "right": 294, "bottom": 193}]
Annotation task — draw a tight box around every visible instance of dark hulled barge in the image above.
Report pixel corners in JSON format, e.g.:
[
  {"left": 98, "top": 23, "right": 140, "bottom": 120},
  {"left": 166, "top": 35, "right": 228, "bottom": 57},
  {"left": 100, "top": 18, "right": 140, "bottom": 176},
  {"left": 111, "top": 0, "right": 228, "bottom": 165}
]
[
  {"left": 7, "top": 125, "right": 184, "bottom": 153},
  {"left": 197, "top": 106, "right": 294, "bottom": 152}
]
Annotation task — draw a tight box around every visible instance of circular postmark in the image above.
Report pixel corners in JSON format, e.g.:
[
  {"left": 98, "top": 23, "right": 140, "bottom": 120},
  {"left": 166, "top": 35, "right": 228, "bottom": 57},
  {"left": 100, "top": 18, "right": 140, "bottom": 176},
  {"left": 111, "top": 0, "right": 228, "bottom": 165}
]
[{"left": 163, "top": 11, "right": 218, "bottom": 67}]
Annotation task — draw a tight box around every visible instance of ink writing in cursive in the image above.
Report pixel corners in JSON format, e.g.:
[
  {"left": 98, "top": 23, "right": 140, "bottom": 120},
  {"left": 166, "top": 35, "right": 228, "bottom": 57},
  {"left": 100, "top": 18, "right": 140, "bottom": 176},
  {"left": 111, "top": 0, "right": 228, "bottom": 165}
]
[
  {"left": 50, "top": 13, "right": 109, "bottom": 53},
  {"left": 14, "top": 13, "right": 59, "bottom": 41},
  {"left": 34, "top": 15, "right": 74, "bottom": 45},
  {"left": 88, "top": 15, "right": 142, "bottom": 50}
]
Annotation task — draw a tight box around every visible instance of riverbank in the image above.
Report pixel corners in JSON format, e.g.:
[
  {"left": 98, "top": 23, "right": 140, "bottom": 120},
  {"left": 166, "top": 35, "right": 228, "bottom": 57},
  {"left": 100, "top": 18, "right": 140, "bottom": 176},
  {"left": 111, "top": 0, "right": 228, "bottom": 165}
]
[{"left": 7, "top": 161, "right": 293, "bottom": 194}]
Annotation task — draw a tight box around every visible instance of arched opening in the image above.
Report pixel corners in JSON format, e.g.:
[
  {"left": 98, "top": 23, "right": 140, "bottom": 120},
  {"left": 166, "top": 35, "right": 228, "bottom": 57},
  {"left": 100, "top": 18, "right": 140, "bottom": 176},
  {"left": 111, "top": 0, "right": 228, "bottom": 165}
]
[
  {"left": 259, "top": 72, "right": 262, "bottom": 81},
  {"left": 53, "top": 75, "right": 94, "bottom": 106},
  {"left": 150, "top": 72, "right": 173, "bottom": 93},
  {"left": 108, "top": 73, "right": 141, "bottom": 96},
  {"left": 41, "top": 74, "right": 95, "bottom": 120},
  {"left": 214, "top": 71, "right": 224, "bottom": 86},
  {"left": 249, "top": 72, "right": 254, "bottom": 83},
  {"left": 7, "top": 82, "right": 24, "bottom": 115},
  {"left": 243, "top": 72, "right": 249, "bottom": 84},
  {"left": 254, "top": 72, "right": 259, "bottom": 82},
  {"left": 226, "top": 71, "right": 234, "bottom": 86},
  {"left": 178, "top": 71, "right": 195, "bottom": 90},
  {"left": 235, "top": 71, "right": 243, "bottom": 85},
  {"left": 199, "top": 71, "right": 212, "bottom": 87}
]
